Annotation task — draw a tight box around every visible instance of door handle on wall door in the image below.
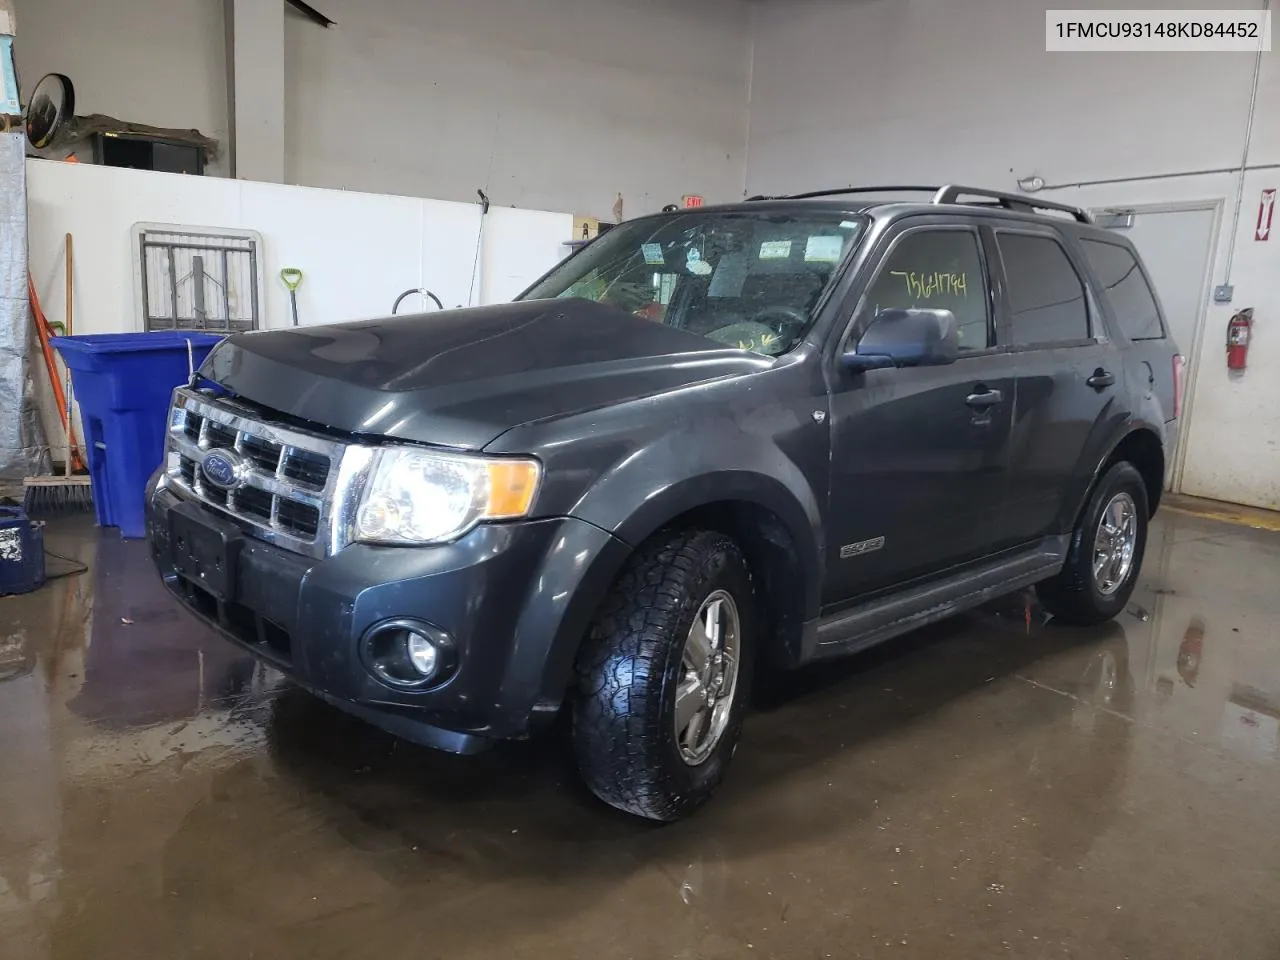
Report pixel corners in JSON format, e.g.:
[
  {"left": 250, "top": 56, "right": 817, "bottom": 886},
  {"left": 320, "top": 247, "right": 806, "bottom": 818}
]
[
  {"left": 1087, "top": 369, "right": 1116, "bottom": 389},
  {"left": 965, "top": 388, "right": 1003, "bottom": 409}
]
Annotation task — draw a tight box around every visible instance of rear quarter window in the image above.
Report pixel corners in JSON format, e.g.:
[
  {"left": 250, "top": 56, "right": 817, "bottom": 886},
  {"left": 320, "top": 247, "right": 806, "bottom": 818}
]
[{"left": 1081, "top": 239, "right": 1165, "bottom": 341}]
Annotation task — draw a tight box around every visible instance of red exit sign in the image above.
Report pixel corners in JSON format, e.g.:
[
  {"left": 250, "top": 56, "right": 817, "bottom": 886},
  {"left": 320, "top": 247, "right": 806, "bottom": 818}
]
[{"left": 682, "top": 195, "right": 704, "bottom": 208}]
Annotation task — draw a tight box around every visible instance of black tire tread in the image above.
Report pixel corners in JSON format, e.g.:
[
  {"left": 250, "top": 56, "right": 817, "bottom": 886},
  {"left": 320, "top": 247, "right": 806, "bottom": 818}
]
[
  {"left": 572, "top": 529, "right": 750, "bottom": 821},
  {"left": 1038, "top": 461, "right": 1148, "bottom": 626}
]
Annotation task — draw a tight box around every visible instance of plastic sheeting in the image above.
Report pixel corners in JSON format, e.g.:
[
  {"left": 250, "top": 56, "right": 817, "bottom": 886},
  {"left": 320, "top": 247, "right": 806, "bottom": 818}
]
[{"left": 0, "top": 132, "right": 50, "bottom": 483}]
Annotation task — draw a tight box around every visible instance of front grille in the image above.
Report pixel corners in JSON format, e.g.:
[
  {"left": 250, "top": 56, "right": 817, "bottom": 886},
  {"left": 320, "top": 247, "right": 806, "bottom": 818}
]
[
  {"left": 206, "top": 420, "right": 237, "bottom": 450},
  {"left": 204, "top": 482, "right": 229, "bottom": 508},
  {"left": 180, "top": 413, "right": 331, "bottom": 488},
  {"left": 277, "top": 499, "right": 321, "bottom": 537},
  {"left": 235, "top": 483, "right": 274, "bottom": 524},
  {"left": 164, "top": 388, "right": 365, "bottom": 558},
  {"left": 281, "top": 448, "right": 330, "bottom": 488},
  {"left": 241, "top": 435, "right": 283, "bottom": 474}
]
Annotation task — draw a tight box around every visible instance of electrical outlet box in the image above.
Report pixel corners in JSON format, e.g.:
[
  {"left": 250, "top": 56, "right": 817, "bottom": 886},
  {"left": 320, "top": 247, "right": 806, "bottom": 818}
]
[{"left": 1214, "top": 284, "right": 1234, "bottom": 304}]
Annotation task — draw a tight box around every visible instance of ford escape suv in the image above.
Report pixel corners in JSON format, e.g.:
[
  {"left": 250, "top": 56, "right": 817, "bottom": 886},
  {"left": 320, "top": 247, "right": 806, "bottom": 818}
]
[{"left": 147, "top": 185, "right": 1183, "bottom": 821}]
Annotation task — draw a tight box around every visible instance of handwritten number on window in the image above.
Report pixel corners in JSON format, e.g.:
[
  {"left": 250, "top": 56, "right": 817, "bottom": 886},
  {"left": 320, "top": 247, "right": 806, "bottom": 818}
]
[{"left": 889, "top": 271, "right": 969, "bottom": 300}]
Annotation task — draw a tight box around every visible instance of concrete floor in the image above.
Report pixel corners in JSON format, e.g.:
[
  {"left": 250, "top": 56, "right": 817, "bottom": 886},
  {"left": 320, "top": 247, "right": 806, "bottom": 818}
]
[{"left": 2, "top": 508, "right": 1279, "bottom": 960}]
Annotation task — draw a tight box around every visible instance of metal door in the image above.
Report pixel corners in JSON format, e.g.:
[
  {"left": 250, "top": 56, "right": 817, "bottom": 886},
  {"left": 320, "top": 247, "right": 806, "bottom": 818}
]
[
  {"left": 1095, "top": 204, "right": 1219, "bottom": 490},
  {"left": 823, "top": 221, "right": 1017, "bottom": 607}
]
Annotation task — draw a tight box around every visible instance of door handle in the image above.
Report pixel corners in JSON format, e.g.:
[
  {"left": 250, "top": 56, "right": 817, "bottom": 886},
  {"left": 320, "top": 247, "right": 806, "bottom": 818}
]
[
  {"left": 965, "top": 388, "right": 1003, "bottom": 409},
  {"left": 1087, "top": 369, "right": 1116, "bottom": 390}
]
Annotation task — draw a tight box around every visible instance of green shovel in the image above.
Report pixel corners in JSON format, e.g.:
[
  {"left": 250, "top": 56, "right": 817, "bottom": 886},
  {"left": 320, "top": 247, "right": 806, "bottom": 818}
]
[{"left": 280, "top": 267, "right": 304, "bottom": 327}]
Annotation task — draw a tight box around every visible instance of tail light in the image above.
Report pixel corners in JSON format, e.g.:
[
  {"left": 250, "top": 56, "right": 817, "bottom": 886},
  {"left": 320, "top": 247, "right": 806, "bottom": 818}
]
[{"left": 1172, "top": 354, "right": 1186, "bottom": 419}]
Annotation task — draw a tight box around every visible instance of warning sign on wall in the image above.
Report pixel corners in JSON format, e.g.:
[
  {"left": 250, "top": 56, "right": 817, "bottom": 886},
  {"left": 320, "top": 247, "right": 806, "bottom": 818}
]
[{"left": 1257, "top": 188, "right": 1276, "bottom": 241}]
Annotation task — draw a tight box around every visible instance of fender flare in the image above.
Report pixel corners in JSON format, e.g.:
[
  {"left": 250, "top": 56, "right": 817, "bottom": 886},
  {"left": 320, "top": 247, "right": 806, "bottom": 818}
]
[
  {"left": 516, "top": 436, "right": 826, "bottom": 715},
  {"left": 575, "top": 431, "right": 825, "bottom": 620},
  {"left": 611, "top": 470, "right": 823, "bottom": 591},
  {"left": 1067, "top": 419, "right": 1167, "bottom": 530}
]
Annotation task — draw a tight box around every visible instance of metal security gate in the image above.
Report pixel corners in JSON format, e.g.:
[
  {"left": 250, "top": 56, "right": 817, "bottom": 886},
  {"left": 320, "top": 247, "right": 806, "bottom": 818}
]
[{"left": 131, "top": 223, "right": 265, "bottom": 333}]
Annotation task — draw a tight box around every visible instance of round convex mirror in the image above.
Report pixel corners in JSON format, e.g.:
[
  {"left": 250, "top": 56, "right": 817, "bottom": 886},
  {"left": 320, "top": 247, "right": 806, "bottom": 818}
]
[{"left": 26, "top": 72, "right": 76, "bottom": 149}]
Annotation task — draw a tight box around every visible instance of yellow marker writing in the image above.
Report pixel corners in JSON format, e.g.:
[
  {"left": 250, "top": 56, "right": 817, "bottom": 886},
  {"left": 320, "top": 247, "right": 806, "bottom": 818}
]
[{"left": 890, "top": 271, "right": 968, "bottom": 300}]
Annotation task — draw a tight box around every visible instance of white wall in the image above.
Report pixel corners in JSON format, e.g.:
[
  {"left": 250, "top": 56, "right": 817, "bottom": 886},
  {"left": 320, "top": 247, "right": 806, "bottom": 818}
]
[
  {"left": 27, "top": 160, "right": 570, "bottom": 333},
  {"left": 14, "top": 0, "right": 230, "bottom": 176},
  {"left": 1047, "top": 172, "right": 1280, "bottom": 511},
  {"left": 746, "top": 0, "right": 1275, "bottom": 195},
  {"left": 285, "top": 0, "right": 752, "bottom": 220},
  {"left": 26, "top": 160, "right": 571, "bottom": 461},
  {"left": 230, "top": 0, "right": 285, "bottom": 182},
  {"left": 746, "top": 0, "right": 1280, "bottom": 511},
  {"left": 16, "top": 0, "right": 752, "bottom": 218},
  {"left": 17, "top": 0, "right": 1280, "bottom": 509}
]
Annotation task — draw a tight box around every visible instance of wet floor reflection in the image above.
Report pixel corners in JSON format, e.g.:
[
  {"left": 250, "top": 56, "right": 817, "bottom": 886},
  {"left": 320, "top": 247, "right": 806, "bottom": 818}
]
[{"left": 2, "top": 511, "right": 1280, "bottom": 958}]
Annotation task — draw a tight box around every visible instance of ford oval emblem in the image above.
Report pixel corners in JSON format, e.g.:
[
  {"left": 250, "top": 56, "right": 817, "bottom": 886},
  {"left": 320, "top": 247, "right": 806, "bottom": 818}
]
[{"left": 201, "top": 448, "right": 248, "bottom": 491}]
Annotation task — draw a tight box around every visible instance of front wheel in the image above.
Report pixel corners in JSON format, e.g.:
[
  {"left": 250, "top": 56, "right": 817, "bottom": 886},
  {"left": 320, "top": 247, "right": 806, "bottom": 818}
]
[
  {"left": 571, "top": 530, "right": 756, "bottom": 821},
  {"left": 1038, "top": 461, "right": 1149, "bottom": 626}
]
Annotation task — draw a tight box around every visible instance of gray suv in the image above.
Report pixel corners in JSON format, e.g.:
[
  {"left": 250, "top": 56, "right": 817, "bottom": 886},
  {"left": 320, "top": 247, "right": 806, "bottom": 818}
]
[{"left": 147, "top": 185, "right": 1182, "bottom": 820}]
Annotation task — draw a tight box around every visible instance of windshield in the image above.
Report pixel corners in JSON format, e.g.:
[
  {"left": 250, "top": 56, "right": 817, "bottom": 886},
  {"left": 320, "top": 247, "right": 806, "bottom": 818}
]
[{"left": 522, "top": 211, "right": 865, "bottom": 357}]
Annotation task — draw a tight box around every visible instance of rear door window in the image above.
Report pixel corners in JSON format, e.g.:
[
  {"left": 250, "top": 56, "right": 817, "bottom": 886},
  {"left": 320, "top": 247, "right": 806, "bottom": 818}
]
[
  {"left": 996, "top": 233, "right": 1090, "bottom": 347},
  {"left": 1080, "top": 239, "right": 1165, "bottom": 340},
  {"left": 863, "top": 229, "right": 991, "bottom": 351}
]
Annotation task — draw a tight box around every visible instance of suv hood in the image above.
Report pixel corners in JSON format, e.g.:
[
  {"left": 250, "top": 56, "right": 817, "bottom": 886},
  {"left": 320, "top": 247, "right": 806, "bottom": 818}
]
[{"left": 200, "top": 298, "right": 768, "bottom": 449}]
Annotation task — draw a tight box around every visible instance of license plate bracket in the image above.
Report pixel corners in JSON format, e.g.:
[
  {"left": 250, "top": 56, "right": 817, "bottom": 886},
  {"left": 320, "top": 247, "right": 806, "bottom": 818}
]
[{"left": 170, "top": 502, "right": 242, "bottom": 601}]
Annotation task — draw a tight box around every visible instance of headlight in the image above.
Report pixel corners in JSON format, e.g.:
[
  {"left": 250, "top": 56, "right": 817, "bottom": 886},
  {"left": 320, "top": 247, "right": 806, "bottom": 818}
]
[{"left": 355, "top": 447, "right": 541, "bottom": 545}]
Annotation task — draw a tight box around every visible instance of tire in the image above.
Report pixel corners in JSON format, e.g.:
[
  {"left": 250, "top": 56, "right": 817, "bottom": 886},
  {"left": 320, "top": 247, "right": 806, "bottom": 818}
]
[
  {"left": 572, "top": 529, "right": 756, "bottom": 822},
  {"left": 1037, "top": 462, "right": 1149, "bottom": 626}
]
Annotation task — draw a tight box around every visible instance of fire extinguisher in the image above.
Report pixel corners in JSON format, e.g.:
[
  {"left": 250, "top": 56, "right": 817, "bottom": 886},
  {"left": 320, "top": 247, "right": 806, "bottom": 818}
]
[{"left": 1227, "top": 308, "right": 1253, "bottom": 370}]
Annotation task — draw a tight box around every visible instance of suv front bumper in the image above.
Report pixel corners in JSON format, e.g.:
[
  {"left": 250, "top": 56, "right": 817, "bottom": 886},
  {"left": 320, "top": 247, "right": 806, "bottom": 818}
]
[{"left": 145, "top": 474, "right": 627, "bottom": 753}]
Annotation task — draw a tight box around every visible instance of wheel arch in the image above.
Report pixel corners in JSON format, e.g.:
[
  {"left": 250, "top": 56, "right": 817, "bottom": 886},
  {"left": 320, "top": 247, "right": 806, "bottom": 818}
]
[
  {"left": 1072, "top": 425, "right": 1166, "bottom": 530},
  {"left": 620, "top": 493, "right": 819, "bottom": 672},
  {"left": 525, "top": 470, "right": 824, "bottom": 715},
  {"left": 1100, "top": 426, "right": 1165, "bottom": 518},
  {"left": 609, "top": 469, "right": 825, "bottom": 652}
]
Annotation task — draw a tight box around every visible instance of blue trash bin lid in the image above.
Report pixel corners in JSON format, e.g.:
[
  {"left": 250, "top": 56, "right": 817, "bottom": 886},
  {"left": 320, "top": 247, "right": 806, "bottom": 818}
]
[
  {"left": 51, "top": 332, "right": 225, "bottom": 373},
  {"left": 50, "top": 332, "right": 225, "bottom": 354}
]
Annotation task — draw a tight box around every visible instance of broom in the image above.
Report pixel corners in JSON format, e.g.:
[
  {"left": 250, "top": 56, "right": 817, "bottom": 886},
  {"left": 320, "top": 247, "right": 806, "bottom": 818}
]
[{"left": 24, "top": 235, "right": 94, "bottom": 517}]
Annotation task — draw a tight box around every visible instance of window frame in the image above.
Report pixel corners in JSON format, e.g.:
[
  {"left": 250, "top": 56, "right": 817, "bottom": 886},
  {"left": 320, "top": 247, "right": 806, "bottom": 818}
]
[
  {"left": 836, "top": 220, "right": 1000, "bottom": 359},
  {"left": 1078, "top": 235, "right": 1168, "bottom": 343},
  {"left": 988, "top": 226, "right": 1105, "bottom": 352}
]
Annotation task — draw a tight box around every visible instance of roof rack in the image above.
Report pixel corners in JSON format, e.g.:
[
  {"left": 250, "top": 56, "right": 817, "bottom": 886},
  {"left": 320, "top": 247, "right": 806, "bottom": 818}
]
[
  {"left": 745, "top": 183, "right": 1091, "bottom": 224},
  {"left": 746, "top": 185, "right": 941, "bottom": 202},
  {"left": 931, "top": 185, "right": 1092, "bottom": 223}
]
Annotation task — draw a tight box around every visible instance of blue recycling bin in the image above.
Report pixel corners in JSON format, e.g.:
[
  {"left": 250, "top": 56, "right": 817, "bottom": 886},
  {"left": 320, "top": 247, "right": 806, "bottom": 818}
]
[
  {"left": 50, "top": 332, "right": 224, "bottom": 538},
  {"left": 0, "top": 506, "right": 45, "bottom": 596}
]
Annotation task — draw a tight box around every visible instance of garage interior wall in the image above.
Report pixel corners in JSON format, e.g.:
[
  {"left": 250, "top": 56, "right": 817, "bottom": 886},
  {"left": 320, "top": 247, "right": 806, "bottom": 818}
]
[
  {"left": 746, "top": 0, "right": 1276, "bottom": 197},
  {"left": 12, "top": 0, "right": 1280, "bottom": 511},
  {"left": 285, "top": 0, "right": 753, "bottom": 219},
  {"left": 13, "top": 0, "right": 231, "bottom": 176},
  {"left": 747, "top": 0, "right": 1280, "bottom": 512},
  {"left": 14, "top": 0, "right": 753, "bottom": 220},
  {"left": 25, "top": 159, "right": 572, "bottom": 464}
]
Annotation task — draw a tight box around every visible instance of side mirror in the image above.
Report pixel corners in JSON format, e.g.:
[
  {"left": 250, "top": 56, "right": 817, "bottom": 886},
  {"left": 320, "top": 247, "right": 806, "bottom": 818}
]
[{"left": 841, "top": 307, "right": 960, "bottom": 372}]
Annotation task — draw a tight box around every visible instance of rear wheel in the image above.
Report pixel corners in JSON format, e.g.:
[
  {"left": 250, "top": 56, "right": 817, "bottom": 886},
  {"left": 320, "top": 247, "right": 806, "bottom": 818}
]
[
  {"left": 571, "top": 530, "right": 756, "bottom": 822},
  {"left": 1038, "top": 462, "right": 1149, "bottom": 626}
]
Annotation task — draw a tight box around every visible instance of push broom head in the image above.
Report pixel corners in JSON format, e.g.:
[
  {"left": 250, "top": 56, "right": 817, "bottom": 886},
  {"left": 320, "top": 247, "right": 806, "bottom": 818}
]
[{"left": 22, "top": 475, "right": 94, "bottom": 518}]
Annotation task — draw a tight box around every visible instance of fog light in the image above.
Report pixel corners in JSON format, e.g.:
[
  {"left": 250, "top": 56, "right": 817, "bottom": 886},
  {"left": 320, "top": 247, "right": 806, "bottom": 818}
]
[
  {"left": 361, "top": 618, "right": 456, "bottom": 690},
  {"left": 407, "top": 633, "right": 438, "bottom": 677}
]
